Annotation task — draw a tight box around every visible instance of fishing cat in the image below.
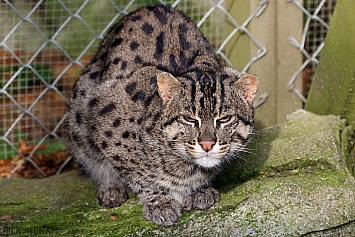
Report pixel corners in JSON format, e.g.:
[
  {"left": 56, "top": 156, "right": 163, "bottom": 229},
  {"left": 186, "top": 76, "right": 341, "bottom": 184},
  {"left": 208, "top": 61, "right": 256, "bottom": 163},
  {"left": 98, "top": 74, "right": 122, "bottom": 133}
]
[{"left": 66, "top": 4, "right": 259, "bottom": 226}]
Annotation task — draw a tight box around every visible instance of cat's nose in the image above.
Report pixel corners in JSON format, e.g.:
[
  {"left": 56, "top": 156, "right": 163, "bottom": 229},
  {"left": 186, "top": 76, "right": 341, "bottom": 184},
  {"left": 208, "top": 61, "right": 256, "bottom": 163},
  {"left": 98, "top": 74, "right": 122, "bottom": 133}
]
[{"left": 199, "top": 141, "right": 215, "bottom": 152}]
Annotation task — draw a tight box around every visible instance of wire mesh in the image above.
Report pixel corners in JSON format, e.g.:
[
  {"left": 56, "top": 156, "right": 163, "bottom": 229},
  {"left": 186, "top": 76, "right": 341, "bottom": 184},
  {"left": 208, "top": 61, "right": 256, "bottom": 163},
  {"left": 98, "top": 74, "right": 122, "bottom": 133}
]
[{"left": 287, "top": 0, "right": 337, "bottom": 102}]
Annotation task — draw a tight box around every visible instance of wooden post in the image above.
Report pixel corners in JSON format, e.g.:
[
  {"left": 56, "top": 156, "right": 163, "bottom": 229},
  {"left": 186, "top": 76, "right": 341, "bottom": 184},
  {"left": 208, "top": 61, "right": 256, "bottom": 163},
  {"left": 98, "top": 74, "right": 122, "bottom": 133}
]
[
  {"left": 274, "top": 0, "right": 303, "bottom": 124},
  {"left": 246, "top": 0, "right": 278, "bottom": 128},
  {"left": 225, "top": 0, "right": 303, "bottom": 128}
]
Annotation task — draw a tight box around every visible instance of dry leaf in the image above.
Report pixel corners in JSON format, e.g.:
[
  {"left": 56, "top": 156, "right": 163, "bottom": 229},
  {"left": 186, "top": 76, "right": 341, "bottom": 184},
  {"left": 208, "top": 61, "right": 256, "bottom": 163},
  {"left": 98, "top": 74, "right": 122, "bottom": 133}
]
[
  {"left": 0, "top": 214, "right": 14, "bottom": 221},
  {"left": 109, "top": 215, "right": 117, "bottom": 221},
  {"left": 18, "top": 139, "right": 47, "bottom": 156},
  {"left": 0, "top": 140, "right": 75, "bottom": 178}
]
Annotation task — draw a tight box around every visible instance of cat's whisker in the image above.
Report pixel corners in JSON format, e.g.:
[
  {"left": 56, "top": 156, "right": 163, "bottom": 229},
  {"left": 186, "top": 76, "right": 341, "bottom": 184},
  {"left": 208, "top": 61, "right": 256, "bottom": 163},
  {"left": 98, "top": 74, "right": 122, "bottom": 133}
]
[
  {"left": 234, "top": 153, "right": 249, "bottom": 162},
  {"left": 240, "top": 148, "right": 258, "bottom": 157}
]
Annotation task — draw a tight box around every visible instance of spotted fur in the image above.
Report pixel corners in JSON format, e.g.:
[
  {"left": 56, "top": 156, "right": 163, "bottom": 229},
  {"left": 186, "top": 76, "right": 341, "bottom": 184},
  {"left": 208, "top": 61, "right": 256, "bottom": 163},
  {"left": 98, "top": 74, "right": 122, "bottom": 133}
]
[{"left": 66, "top": 4, "right": 259, "bottom": 226}]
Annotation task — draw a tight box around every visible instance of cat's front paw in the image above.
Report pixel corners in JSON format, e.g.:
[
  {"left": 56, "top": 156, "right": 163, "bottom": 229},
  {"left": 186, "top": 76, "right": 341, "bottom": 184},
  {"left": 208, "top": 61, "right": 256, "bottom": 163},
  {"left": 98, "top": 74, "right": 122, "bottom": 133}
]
[
  {"left": 190, "top": 187, "right": 220, "bottom": 210},
  {"left": 98, "top": 186, "right": 128, "bottom": 208},
  {"left": 143, "top": 198, "right": 182, "bottom": 226}
]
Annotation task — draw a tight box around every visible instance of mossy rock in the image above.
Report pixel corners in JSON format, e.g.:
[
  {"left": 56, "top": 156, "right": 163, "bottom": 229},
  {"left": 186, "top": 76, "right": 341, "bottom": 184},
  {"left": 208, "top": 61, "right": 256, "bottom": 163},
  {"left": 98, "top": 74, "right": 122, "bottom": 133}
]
[{"left": 1, "top": 110, "right": 355, "bottom": 236}]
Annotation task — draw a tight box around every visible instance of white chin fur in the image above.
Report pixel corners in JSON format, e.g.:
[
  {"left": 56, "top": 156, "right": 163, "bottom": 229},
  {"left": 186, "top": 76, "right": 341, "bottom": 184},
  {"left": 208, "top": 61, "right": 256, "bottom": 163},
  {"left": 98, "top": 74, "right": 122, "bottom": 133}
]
[{"left": 195, "top": 155, "right": 221, "bottom": 168}]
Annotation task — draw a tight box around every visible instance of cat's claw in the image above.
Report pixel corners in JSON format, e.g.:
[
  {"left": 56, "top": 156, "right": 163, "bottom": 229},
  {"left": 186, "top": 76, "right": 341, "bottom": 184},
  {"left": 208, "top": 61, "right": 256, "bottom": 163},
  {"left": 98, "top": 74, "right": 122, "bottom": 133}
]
[
  {"left": 183, "top": 187, "right": 220, "bottom": 211},
  {"left": 143, "top": 199, "right": 182, "bottom": 226},
  {"left": 98, "top": 187, "right": 128, "bottom": 208}
]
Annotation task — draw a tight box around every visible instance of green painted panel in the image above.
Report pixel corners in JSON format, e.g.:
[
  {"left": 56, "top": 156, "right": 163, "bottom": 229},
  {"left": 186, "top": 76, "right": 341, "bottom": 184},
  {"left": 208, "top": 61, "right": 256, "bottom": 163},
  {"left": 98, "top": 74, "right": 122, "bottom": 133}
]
[{"left": 305, "top": 0, "right": 355, "bottom": 127}]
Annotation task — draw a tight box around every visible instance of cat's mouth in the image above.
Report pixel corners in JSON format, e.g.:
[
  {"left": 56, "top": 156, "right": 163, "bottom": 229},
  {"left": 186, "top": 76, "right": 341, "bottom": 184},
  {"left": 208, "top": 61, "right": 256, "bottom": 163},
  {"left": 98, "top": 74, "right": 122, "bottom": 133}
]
[
  {"left": 194, "top": 154, "right": 222, "bottom": 168},
  {"left": 176, "top": 144, "right": 229, "bottom": 168},
  {"left": 183, "top": 142, "right": 228, "bottom": 168},
  {"left": 192, "top": 149, "right": 226, "bottom": 168}
]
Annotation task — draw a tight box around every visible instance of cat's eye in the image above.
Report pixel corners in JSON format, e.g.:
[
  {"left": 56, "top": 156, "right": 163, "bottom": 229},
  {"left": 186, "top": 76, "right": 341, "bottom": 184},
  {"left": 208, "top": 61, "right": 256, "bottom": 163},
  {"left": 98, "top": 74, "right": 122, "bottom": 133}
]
[
  {"left": 215, "top": 116, "right": 233, "bottom": 128},
  {"left": 182, "top": 116, "right": 199, "bottom": 126},
  {"left": 218, "top": 116, "right": 232, "bottom": 124}
]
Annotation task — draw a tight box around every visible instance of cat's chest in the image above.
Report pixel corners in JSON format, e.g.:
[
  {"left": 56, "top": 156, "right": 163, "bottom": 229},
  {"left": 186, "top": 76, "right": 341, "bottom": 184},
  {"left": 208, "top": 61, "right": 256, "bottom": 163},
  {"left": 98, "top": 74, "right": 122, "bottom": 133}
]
[{"left": 133, "top": 155, "right": 212, "bottom": 193}]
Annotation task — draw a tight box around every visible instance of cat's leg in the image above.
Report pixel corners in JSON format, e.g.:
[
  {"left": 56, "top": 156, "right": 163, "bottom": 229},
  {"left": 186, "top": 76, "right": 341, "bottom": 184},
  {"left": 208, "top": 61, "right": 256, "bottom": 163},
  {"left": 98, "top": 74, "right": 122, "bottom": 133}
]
[
  {"left": 95, "top": 159, "right": 128, "bottom": 208},
  {"left": 182, "top": 187, "right": 220, "bottom": 211},
  {"left": 138, "top": 189, "right": 182, "bottom": 226},
  {"left": 74, "top": 146, "right": 128, "bottom": 208}
]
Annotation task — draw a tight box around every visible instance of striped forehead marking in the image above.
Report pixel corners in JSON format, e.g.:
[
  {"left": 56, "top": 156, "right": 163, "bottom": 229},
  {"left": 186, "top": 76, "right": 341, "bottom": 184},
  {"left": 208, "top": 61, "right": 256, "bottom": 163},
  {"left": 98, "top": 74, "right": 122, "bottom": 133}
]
[{"left": 194, "top": 70, "right": 219, "bottom": 118}]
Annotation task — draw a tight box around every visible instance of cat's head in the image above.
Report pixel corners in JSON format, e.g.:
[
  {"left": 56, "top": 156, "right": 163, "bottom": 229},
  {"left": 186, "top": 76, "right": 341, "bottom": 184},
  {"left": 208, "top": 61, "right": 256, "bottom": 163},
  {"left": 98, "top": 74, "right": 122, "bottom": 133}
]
[{"left": 157, "top": 68, "right": 258, "bottom": 169}]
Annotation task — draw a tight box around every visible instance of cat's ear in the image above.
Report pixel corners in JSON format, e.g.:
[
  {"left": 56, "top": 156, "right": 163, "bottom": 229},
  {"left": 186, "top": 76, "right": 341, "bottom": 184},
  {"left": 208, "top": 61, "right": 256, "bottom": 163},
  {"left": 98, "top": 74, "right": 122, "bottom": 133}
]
[
  {"left": 235, "top": 73, "right": 259, "bottom": 105},
  {"left": 223, "top": 66, "right": 241, "bottom": 77},
  {"left": 157, "top": 72, "right": 182, "bottom": 105}
]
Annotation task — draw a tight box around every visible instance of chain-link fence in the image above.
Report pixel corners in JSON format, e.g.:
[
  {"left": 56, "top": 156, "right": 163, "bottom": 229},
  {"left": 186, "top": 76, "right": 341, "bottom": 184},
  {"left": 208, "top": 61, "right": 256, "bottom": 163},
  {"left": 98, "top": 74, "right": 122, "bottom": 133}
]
[
  {"left": 287, "top": 0, "right": 337, "bottom": 102},
  {"left": 0, "top": 0, "right": 336, "bottom": 178}
]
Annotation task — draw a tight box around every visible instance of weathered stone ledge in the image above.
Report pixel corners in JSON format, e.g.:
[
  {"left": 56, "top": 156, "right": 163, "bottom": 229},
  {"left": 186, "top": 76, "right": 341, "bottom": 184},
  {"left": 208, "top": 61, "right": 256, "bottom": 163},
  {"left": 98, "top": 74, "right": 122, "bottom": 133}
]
[{"left": 1, "top": 110, "right": 354, "bottom": 236}]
